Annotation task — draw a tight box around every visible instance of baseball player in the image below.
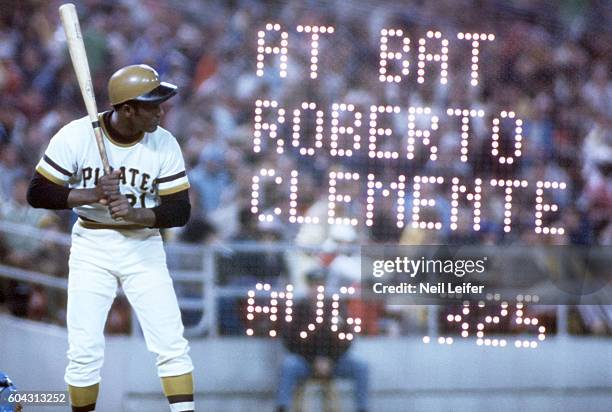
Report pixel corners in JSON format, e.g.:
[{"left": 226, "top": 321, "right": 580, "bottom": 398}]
[{"left": 27, "top": 65, "right": 195, "bottom": 412}]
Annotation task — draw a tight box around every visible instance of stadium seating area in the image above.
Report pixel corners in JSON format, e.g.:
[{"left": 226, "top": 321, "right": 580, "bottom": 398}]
[{"left": 0, "top": 0, "right": 610, "bottom": 336}]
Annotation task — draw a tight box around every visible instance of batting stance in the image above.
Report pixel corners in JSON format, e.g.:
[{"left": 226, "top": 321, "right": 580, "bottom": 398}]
[{"left": 27, "top": 65, "right": 195, "bottom": 412}]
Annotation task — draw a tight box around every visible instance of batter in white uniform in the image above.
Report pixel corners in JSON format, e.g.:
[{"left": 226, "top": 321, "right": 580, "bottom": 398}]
[{"left": 27, "top": 65, "right": 195, "bottom": 412}]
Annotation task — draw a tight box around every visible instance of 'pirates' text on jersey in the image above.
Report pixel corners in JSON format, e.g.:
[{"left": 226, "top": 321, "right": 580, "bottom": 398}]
[{"left": 36, "top": 112, "right": 190, "bottom": 225}]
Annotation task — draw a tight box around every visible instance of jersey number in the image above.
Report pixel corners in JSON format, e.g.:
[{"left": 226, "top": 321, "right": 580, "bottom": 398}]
[{"left": 125, "top": 193, "right": 147, "bottom": 208}]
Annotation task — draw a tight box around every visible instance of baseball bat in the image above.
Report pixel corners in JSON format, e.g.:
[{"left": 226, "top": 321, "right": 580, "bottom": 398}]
[{"left": 59, "top": 3, "right": 111, "bottom": 175}]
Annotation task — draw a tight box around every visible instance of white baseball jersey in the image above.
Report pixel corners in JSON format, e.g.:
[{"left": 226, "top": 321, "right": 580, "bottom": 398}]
[{"left": 36, "top": 112, "right": 190, "bottom": 225}]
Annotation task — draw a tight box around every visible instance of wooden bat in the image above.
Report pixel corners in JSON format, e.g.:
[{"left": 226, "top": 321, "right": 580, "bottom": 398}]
[{"left": 59, "top": 3, "right": 111, "bottom": 175}]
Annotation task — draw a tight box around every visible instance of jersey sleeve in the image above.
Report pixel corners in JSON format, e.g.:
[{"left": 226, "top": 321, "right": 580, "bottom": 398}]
[
  {"left": 35, "top": 122, "right": 78, "bottom": 186},
  {"left": 156, "top": 136, "right": 190, "bottom": 196}
]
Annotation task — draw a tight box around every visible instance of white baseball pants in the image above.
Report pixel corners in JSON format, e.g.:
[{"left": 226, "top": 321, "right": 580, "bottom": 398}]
[{"left": 64, "top": 221, "right": 193, "bottom": 387}]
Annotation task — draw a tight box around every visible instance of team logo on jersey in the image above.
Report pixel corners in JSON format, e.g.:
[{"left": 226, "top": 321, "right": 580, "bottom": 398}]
[{"left": 82, "top": 166, "right": 155, "bottom": 193}]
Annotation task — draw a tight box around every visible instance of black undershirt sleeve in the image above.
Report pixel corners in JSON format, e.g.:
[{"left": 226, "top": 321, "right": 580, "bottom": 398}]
[
  {"left": 27, "top": 171, "right": 71, "bottom": 210},
  {"left": 151, "top": 189, "right": 191, "bottom": 228},
  {"left": 27, "top": 171, "right": 191, "bottom": 228}
]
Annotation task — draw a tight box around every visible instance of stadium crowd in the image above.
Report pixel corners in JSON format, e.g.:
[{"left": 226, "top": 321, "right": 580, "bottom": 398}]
[{"left": 0, "top": 0, "right": 610, "bottom": 335}]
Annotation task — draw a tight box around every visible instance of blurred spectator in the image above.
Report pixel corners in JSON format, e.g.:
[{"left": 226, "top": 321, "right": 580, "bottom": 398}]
[
  {"left": 576, "top": 305, "right": 612, "bottom": 335},
  {"left": 0, "top": 175, "right": 66, "bottom": 321},
  {"left": 276, "top": 269, "right": 369, "bottom": 412},
  {"left": 581, "top": 62, "right": 612, "bottom": 119},
  {"left": 218, "top": 207, "right": 288, "bottom": 286},
  {"left": 217, "top": 208, "right": 289, "bottom": 334},
  {"left": 25, "top": 285, "right": 48, "bottom": 322},
  {"left": 189, "top": 144, "right": 234, "bottom": 216},
  {"left": 0, "top": 144, "right": 22, "bottom": 199},
  {"left": 580, "top": 124, "right": 612, "bottom": 238},
  {"left": 0, "top": 175, "right": 62, "bottom": 272},
  {"left": 104, "top": 296, "right": 132, "bottom": 335}
]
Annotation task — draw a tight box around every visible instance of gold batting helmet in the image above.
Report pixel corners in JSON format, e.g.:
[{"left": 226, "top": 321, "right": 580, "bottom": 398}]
[{"left": 108, "top": 64, "right": 177, "bottom": 106}]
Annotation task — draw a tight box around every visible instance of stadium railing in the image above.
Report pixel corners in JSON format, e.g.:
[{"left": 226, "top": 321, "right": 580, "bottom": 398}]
[{"left": 1, "top": 219, "right": 605, "bottom": 338}]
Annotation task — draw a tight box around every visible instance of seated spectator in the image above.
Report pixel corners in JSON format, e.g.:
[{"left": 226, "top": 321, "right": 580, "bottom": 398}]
[
  {"left": 217, "top": 207, "right": 288, "bottom": 286},
  {"left": 0, "top": 175, "right": 61, "bottom": 271},
  {"left": 25, "top": 285, "right": 49, "bottom": 322},
  {"left": 1, "top": 175, "right": 64, "bottom": 320},
  {"left": 276, "top": 269, "right": 369, "bottom": 412},
  {"left": 217, "top": 208, "right": 289, "bottom": 335}
]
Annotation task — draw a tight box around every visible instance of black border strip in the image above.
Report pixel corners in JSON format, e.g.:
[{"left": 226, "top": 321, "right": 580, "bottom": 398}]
[
  {"left": 43, "top": 155, "right": 72, "bottom": 177},
  {"left": 156, "top": 170, "right": 186, "bottom": 184},
  {"left": 72, "top": 403, "right": 96, "bottom": 412},
  {"left": 167, "top": 394, "right": 194, "bottom": 404}
]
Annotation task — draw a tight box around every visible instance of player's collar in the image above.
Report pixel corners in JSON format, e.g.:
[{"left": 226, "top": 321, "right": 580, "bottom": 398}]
[{"left": 99, "top": 111, "right": 145, "bottom": 147}]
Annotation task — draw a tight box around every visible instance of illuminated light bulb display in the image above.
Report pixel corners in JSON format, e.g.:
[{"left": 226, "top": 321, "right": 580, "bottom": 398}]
[
  {"left": 257, "top": 24, "right": 288, "bottom": 78},
  {"left": 250, "top": 24, "right": 567, "bottom": 235},
  {"left": 328, "top": 171, "right": 360, "bottom": 226},
  {"left": 379, "top": 28, "right": 410, "bottom": 83},
  {"left": 292, "top": 102, "right": 324, "bottom": 156},
  {"left": 446, "top": 108, "right": 485, "bottom": 162},
  {"left": 491, "top": 112, "right": 522, "bottom": 165},
  {"left": 457, "top": 33, "right": 495, "bottom": 86},
  {"left": 450, "top": 177, "right": 482, "bottom": 231},
  {"left": 259, "top": 25, "right": 494, "bottom": 86},
  {"left": 368, "top": 105, "right": 401, "bottom": 159},
  {"left": 534, "top": 181, "right": 567, "bottom": 235},
  {"left": 407, "top": 107, "right": 439, "bottom": 161},
  {"left": 489, "top": 179, "right": 529, "bottom": 233},
  {"left": 297, "top": 25, "right": 334, "bottom": 79},
  {"left": 299, "top": 285, "right": 326, "bottom": 338},
  {"left": 431, "top": 294, "right": 546, "bottom": 348},
  {"left": 245, "top": 284, "right": 362, "bottom": 339},
  {"left": 417, "top": 31, "right": 449, "bottom": 84},
  {"left": 411, "top": 175, "right": 444, "bottom": 230},
  {"left": 366, "top": 174, "right": 406, "bottom": 228},
  {"left": 246, "top": 282, "right": 284, "bottom": 337},
  {"left": 251, "top": 168, "right": 566, "bottom": 234},
  {"left": 253, "top": 99, "right": 285, "bottom": 154},
  {"left": 251, "top": 168, "right": 283, "bottom": 223},
  {"left": 330, "top": 103, "right": 362, "bottom": 157},
  {"left": 288, "top": 170, "right": 320, "bottom": 224}
]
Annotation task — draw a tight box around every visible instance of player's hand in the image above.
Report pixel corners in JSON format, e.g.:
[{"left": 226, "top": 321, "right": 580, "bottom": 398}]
[
  {"left": 95, "top": 170, "right": 121, "bottom": 205},
  {"left": 107, "top": 193, "right": 135, "bottom": 221}
]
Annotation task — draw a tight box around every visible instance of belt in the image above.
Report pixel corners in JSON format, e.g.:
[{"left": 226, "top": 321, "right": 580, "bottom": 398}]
[{"left": 78, "top": 216, "right": 147, "bottom": 230}]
